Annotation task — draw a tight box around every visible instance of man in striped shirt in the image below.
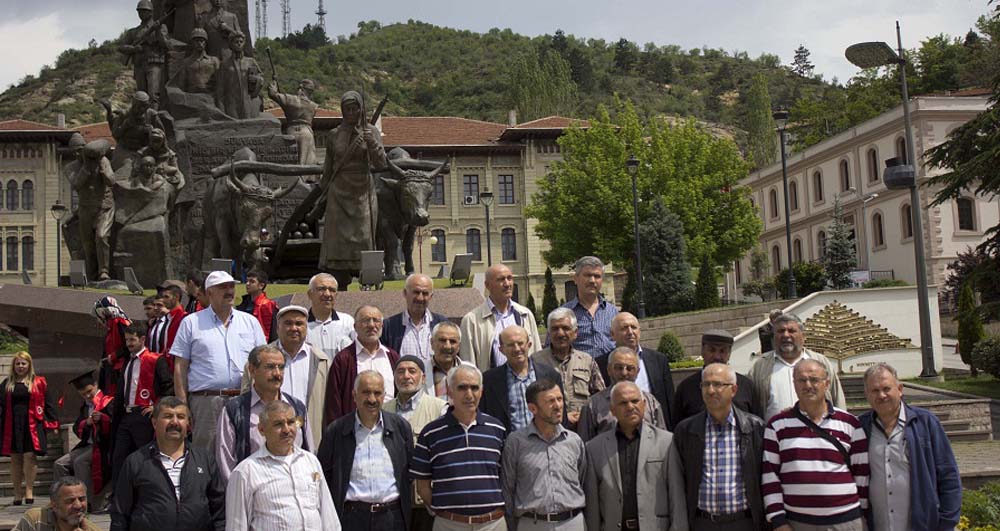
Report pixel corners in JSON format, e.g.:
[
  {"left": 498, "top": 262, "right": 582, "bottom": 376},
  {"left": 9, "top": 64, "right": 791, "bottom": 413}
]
[
  {"left": 762, "top": 359, "right": 869, "bottom": 531},
  {"left": 410, "top": 364, "right": 506, "bottom": 530}
]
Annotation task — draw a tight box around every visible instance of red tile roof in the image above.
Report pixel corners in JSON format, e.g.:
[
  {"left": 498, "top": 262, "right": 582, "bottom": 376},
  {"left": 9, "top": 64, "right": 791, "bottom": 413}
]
[
  {"left": 266, "top": 106, "right": 342, "bottom": 118},
  {"left": 74, "top": 122, "right": 114, "bottom": 144},
  {"left": 381, "top": 116, "right": 507, "bottom": 146},
  {"left": 0, "top": 119, "right": 65, "bottom": 131},
  {"left": 513, "top": 116, "right": 589, "bottom": 129}
]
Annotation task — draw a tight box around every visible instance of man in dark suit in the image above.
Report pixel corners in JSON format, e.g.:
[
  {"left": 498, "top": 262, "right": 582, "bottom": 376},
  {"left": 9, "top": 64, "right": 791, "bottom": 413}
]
[
  {"left": 317, "top": 370, "right": 413, "bottom": 530},
  {"left": 480, "top": 325, "right": 563, "bottom": 433},
  {"left": 380, "top": 273, "right": 449, "bottom": 360},
  {"left": 597, "top": 312, "right": 675, "bottom": 428}
]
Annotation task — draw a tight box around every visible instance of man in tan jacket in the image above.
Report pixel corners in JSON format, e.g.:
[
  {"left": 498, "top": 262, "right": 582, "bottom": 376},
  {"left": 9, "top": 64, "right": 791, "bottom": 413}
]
[
  {"left": 460, "top": 264, "right": 541, "bottom": 372},
  {"left": 271, "top": 304, "right": 331, "bottom": 447}
]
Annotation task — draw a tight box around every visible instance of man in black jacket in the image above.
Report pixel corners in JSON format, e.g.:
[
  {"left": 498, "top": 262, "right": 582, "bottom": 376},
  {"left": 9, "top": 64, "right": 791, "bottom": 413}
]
[
  {"left": 596, "top": 312, "right": 675, "bottom": 428},
  {"left": 380, "top": 273, "right": 449, "bottom": 360},
  {"left": 111, "top": 396, "right": 225, "bottom": 531},
  {"left": 480, "top": 325, "right": 564, "bottom": 433},
  {"left": 317, "top": 370, "right": 412, "bottom": 530},
  {"left": 672, "top": 363, "right": 767, "bottom": 531}
]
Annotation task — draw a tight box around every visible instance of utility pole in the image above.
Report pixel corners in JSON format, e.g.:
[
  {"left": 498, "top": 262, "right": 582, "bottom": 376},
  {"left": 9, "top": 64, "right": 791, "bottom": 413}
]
[{"left": 316, "top": 0, "right": 327, "bottom": 31}]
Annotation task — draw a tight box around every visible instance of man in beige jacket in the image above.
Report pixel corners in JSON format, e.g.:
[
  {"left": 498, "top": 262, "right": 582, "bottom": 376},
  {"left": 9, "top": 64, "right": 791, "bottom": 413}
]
[
  {"left": 460, "top": 264, "right": 541, "bottom": 372},
  {"left": 271, "top": 304, "right": 331, "bottom": 448}
]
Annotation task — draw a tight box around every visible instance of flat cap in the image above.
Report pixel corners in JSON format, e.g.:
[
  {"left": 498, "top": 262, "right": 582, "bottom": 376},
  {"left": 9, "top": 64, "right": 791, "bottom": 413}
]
[{"left": 701, "top": 329, "right": 734, "bottom": 345}]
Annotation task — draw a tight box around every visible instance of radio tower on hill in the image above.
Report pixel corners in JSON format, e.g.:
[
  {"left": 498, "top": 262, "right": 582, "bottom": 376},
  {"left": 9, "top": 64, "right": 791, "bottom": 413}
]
[
  {"left": 280, "top": 0, "right": 291, "bottom": 37},
  {"left": 255, "top": 0, "right": 269, "bottom": 39},
  {"left": 316, "top": 0, "right": 327, "bottom": 31}
]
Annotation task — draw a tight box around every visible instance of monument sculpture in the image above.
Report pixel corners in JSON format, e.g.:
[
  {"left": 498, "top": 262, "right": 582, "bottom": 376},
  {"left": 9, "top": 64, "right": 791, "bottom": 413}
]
[
  {"left": 200, "top": 0, "right": 241, "bottom": 61},
  {"left": 113, "top": 156, "right": 177, "bottom": 285},
  {"left": 100, "top": 92, "right": 166, "bottom": 171},
  {"left": 214, "top": 32, "right": 263, "bottom": 119},
  {"left": 118, "top": 0, "right": 171, "bottom": 107},
  {"left": 267, "top": 79, "right": 319, "bottom": 166},
  {"left": 68, "top": 140, "right": 116, "bottom": 281}
]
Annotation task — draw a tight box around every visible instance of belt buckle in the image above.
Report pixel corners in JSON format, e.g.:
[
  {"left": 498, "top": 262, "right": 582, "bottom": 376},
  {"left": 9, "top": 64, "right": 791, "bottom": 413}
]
[
  {"left": 624, "top": 518, "right": 639, "bottom": 530},
  {"left": 369, "top": 502, "right": 380, "bottom": 513}
]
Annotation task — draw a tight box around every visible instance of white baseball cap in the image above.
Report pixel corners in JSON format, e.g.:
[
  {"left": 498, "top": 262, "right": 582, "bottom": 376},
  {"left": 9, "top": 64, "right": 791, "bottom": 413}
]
[
  {"left": 276, "top": 305, "right": 309, "bottom": 319},
  {"left": 204, "top": 270, "right": 236, "bottom": 289}
]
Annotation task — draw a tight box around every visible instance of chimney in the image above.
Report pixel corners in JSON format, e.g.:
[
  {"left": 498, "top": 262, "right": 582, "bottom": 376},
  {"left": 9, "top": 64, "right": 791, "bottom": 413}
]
[
  {"left": 374, "top": 115, "right": 383, "bottom": 134},
  {"left": 508, "top": 109, "right": 517, "bottom": 127},
  {"left": 56, "top": 114, "right": 66, "bottom": 128}
]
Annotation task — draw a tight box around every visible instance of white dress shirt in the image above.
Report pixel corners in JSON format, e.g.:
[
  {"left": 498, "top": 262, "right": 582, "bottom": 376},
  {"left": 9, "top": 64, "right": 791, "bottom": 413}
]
[
  {"left": 306, "top": 311, "right": 355, "bottom": 359},
  {"left": 215, "top": 388, "right": 311, "bottom": 481},
  {"left": 399, "top": 310, "right": 433, "bottom": 362},
  {"left": 279, "top": 341, "right": 312, "bottom": 406},
  {"left": 355, "top": 340, "right": 395, "bottom": 400},
  {"left": 123, "top": 348, "right": 146, "bottom": 407},
  {"left": 346, "top": 413, "right": 399, "bottom": 503},
  {"left": 634, "top": 346, "right": 651, "bottom": 395},
  {"left": 766, "top": 351, "right": 811, "bottom": 422},
  {"left": 226, "top": 445, "right": 341, "bottom": 531}
]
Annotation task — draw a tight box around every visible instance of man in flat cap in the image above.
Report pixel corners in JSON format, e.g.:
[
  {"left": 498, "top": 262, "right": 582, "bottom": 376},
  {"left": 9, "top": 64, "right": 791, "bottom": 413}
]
[
  {"left": 671, "top": 329, "right": 761, "bottom": 426},
  {"left": 271, "top": 304, "right": 330, "bottom": 448}
]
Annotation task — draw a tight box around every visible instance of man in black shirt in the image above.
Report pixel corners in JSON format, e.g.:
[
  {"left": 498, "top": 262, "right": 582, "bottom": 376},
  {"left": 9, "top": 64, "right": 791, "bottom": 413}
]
[{"left": 671, "top": 330, "right": 762, "bottom": 426}]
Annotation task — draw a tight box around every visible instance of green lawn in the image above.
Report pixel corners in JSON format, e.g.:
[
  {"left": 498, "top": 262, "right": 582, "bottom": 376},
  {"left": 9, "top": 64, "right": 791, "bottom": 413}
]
[
  {"left": 82, "top": 277, "right": 459, "bottom": 298},
  {"left": 905, "top": 374, "right": 1000, "bottom": 400}
]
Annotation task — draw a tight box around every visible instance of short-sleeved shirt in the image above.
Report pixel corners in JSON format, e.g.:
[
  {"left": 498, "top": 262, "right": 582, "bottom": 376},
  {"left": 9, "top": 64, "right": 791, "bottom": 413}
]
[
  {"left": 170, "top": 308, "right": 266, "bottom": 392},
  {"left": 561, "top": 297, "right": 618, "bottom": 357}
]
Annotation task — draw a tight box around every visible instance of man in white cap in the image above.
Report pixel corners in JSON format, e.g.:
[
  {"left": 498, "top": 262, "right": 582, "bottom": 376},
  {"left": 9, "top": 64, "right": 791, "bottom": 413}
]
[
  {"left": 171, "top": 270, "right": 266, "bottom": 450},
  {"left": 271, "top": 304, "right": 330, "bottom": 447}
]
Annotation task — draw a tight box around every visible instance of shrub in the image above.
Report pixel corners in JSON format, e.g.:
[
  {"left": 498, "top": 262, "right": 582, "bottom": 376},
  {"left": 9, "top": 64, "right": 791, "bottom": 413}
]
[
  {"left": 863, "top": 278, "right": 909, "bottom": 288},
  {"left": 775, "top": 262, "right": 827, "bottom": 298},
  {"left": 670, "top": 358, "right": 704, "bottom": 369},
  {"left": 958, "top": 282, "right": 986, "bottom": 377},
  {"left": 961, "top": 481, "right": 1000, "bottom": 529},
  {"left": 971, "top": 336, "right": 1000, "bottom": 380},
  {"left": 657, "top": 331, "right": 685, "bottom": 362}
]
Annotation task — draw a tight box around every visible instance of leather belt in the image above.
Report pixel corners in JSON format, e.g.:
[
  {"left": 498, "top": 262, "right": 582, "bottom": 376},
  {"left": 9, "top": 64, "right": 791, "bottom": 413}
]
[
  {"left": 521, "top": 508, "right": 582, "bottom": 522},
  {"left": 190, "top": 389, "right": 241, "bottom": 397},
  {"left": 696, "top": 509, "right": 752, "bottom": 523},
  {"left": 124, "top": 406, "right": 144, "bottom": 413},
  {"left": 623, "top": 518, "right": 639, "bottom": 530},
  {"left": 345, "top": 498, "right": 400, "bottom": 513},
  {"left": 435, "top": 508, "right": 505, "bottom": 525}
]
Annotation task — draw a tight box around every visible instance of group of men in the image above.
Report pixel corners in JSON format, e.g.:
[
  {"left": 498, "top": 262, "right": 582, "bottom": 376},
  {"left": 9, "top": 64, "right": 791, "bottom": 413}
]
[{"left": 27, "top": 255, "right": 961, "bottom": 531}]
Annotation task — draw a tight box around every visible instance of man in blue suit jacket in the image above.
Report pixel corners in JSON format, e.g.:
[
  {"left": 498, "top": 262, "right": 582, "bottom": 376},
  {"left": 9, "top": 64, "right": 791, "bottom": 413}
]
[
  {"left": 380, "top": 274, "right": 449, "bottom": 364},
  {"left": 480, "top": 325, "right": 565, "bottom": 433}
]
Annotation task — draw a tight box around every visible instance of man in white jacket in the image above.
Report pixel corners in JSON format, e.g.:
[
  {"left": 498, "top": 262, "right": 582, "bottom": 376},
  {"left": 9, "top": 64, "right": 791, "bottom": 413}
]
[{"left": 459, "top": 264, "right": 541, "bottom": 372}]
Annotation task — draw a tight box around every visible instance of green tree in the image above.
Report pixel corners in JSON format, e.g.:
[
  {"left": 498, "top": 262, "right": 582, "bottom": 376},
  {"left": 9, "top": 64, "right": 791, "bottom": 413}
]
[
  {"left": 957, "top": 282, "right": 985, "bottom": 377},
  {"left": 280, "top": 24, "right": 329, "bottom": 50},
  {"left": 525, "top": 291, "right": 539, "bottom": 323},
  {"left": 776, "top": 262, "right": 827, "bottom": 298},
  {"left": 614, "top": 38, "right": 639, "bottom": 73},
  {"left": 744, "top": 73, "right": 777, "bottom": 168},
  {"left": 824, "top": 197, "right": 858, "bottom": 289},
  {"left": 657, "top": 331, "right": 686, "bottom": 362},
  {"left": 913, "top": 34, "right": 967, "bottom": 93},
  {"left": 791, "top": 45, "right": 814, "bottom": 77},
  {"left": 542, "top": 267, "right": 559, "bottom": 320},
  {"left": 639, "top": 199, "right": 693, "bottom": 315},
  {"left": 695, "top": 254, "right": 720, "bottom": 309},
  {"left": 507, "top": 49, "right": 578, "bottom": 121}
]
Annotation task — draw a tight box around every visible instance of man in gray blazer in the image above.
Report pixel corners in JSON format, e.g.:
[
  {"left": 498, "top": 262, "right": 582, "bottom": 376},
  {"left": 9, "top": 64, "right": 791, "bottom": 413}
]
[
  {"left": 584, "top": 381, "right": 687, "bottom": 531},
  {"left": 270, "top": 305, "right": 331, "bottom": 447}
]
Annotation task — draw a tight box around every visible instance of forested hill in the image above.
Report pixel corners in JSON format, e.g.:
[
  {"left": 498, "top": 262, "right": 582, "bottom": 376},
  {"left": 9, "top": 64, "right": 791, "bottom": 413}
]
[{"left": 0, "top": 20, "right": 827, "bottom": 136}]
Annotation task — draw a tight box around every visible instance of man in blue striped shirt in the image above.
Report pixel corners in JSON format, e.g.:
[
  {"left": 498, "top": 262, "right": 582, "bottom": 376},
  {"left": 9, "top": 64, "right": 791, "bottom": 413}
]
[
  {"left": 559, "top": 256, "right": 618, "bottom": 358},
  {"left": 410, "top": 364, "right": 506, "bottom": 530}
]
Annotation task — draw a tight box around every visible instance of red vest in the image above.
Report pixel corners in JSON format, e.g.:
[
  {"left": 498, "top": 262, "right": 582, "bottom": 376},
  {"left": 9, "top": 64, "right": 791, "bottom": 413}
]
[
  {"left": 2, "top": 376, "right": 58, "bottom": 454},
  {"left": 124, "top": 349, "right": 164, "bottom": 407},
  {"left": 74, "top": 391, "right": 114, "bottom": 492}
]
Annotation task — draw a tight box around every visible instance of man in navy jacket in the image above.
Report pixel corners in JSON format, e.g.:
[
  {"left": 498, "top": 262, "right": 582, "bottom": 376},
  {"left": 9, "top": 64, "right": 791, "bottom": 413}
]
[{"left": 380, "top": 274, "right": 449, "bottom": 363}]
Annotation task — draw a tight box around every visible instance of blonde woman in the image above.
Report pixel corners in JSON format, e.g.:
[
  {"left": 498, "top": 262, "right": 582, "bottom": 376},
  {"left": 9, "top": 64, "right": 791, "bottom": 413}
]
[{"left": 1, "top": 351, "right": 59, "bottom": 505}]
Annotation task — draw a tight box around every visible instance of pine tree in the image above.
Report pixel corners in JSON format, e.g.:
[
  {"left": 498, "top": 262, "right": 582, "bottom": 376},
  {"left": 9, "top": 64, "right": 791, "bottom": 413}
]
[
  {"left": 695, "top": 253, "right": 720, "bottom": 309},
  {"left": 639, "top": 199, "right": 693, "bottom": 315},
  {"left": 525, "top": 291, "right": 539, "bottom": 323},
  {"left": 792, "top": 45, "right": 814, "bottom": 77},
  {"left": 542, "top": 267, "right": 559, "bottom": 320},
  {"left": 957, "top": 282, "right": 985, "bottom": 377},
  {"left": 824, "top": 197, "right": 857, "bottom": 289},
  {"left": 744, "top": 73, "right": 777, "bottom": 168}
]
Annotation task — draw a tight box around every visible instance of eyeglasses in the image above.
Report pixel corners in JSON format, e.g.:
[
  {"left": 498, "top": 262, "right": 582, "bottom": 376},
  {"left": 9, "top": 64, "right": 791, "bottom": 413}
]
[
  {"left": 795, "top": 377, "right": 826, "bottom": 386},
  {"left": 311, "top": 286, "right": 337, "bottom": 293},
  {"left": 700, "top": 381, "right": 734, "bottom": 390},
  {"left": 358, "top": 317, "right": 383, "bottom": 325},
  {"left": 260, "top": 363, "right": 286, "bottom": 372}
]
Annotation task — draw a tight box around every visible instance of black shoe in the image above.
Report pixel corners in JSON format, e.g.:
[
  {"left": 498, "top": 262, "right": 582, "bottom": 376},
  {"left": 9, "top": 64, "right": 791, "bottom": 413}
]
[
  {"left": 25, "top": 499, "right": 34, "bottom": 505},
  {"left": 12, "top": 500, "right": 22, "bottom": 506}
]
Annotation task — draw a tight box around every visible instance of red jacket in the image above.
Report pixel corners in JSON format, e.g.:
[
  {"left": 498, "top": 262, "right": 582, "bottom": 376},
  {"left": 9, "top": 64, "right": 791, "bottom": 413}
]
[
  {"left": 73, "top": 391, "right": 114, "bottom": 492},
  {"left": 2, "top": 376, "right": 59, "bottom": 454},
  {"left": 323, "top": 342, "right": 400, "bottom": 425},
  {"left": 246, "top": 293, "right": 277, "bottom": 342},
  {"left": 164, "top": 305, "right": 187, "bottom": 353},
  {"left": 100, "top": 317, "right": 130, "bottom": 396},
  {"left": 115, "top": 349, "right": 174, "bottom": 411}
]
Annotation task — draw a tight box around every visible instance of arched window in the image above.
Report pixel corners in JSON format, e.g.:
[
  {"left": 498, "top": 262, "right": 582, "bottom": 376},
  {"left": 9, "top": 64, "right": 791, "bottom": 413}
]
[
  {"left": 789, "top": 180, "right": 799, "bottom": 211},
  {"left": 818, "top": 230, "right": 827, "bottom": 258},
  {"left": 465, "top": 228, "right": 482, "bottom": 261},
  {"left": 901, "top": 204, "right": 913, "bottom": 239},
  {"left": 895, "top": 136, "right": 907, "bottom": 162},
  {"left": 501, "top": 228, "right": 516, "bottom": 261},
  {"left": 430, "top": 229, "right": 446, "bottom": 262},
  {"left": 769, "top": 189, "right": 779, "bottom": 219},
  {"left": 772, "top": 245, "right": 781, "bottom": 275},
  {"left": 21, "top": 236, "right": 34, "bottom": 270},
  {"left": 866, "top": 148, "right": 879, "bottom": 183},
  {"left": 957, "top": 197, "right": 976, "bottom": 231},
  {"left": 793, "top": 238, "right": 802, "bottom": 263},
  {"left": 21, "top": 180, "right": 34, "bottom": 210},
  {"left": 5, "top": 180, "right": 18, "bottom": 211},
  {"left": 839, "top": 160, "right": 850, "bottom": 192},
  {"left": 6, "top": 236, "right": 18, "bottom": 271},
  {"left": 813, "top": 170, "right": 824, "bottom": 202},
  {"left": 872, "top": 213, "right": 885, "bottom": 247}
]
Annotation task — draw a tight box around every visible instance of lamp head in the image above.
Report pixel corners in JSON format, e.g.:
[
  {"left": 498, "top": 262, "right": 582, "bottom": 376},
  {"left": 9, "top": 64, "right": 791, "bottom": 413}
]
[
  {"left": 479, "top": 190, "right": 494, "bottom": 207},
  {"left": 846, "top": 41, "right": 902, "bottom": 69},
  {"left": 50, "top": 200, "right": 68, "bottom": 222},
  {"left": 626, "top": 154, "right": 639, "bottom": 175},
  {"left": 772, "top": 109, "right": 790, "bottom": 130}
]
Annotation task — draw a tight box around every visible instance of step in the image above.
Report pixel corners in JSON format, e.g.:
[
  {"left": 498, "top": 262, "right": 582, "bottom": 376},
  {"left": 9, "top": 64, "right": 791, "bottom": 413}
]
[
  {"left": 939, "top": 418, "right": 972, "bottom": 432},
  {"left": 947, "top": 429, "right": 993, "bottom": 442}
]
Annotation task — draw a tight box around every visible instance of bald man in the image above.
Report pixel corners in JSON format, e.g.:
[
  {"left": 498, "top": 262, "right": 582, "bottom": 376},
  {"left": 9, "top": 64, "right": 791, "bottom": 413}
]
[
  {"left": 597, "top": 312, "right": 676, "bottom": 428},
  {"left": 381, "top": 274, "right": 449, "bottom": 364},
  {"left": 460, "top": 264, "right": 541, "bottom": 372},
  {"left": 480, "top": 326, "right": 563, "bottom": 433}
]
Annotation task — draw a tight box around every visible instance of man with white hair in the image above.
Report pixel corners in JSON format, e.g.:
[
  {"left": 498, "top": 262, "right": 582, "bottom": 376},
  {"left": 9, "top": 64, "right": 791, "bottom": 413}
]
[
  {"left": 460, "top": 264, "right": 541, "bottom": 372},
  {"left": 532, "top": 308, "right": 605, "bottom": 427},
  {"left": 306, "top": 273, "right": 356, "bottom": 359},
  {"left": 380, "top": 274, "right": 449, "bottom": 364}
]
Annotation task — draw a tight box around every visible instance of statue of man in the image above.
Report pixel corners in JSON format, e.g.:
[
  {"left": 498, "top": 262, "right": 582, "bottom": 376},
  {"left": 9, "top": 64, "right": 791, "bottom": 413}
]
[
  {"left": 118, "top": 0, "right": 169, "bottom": 106},
  {"left": 68, "top": 140, "right": 116, "bottom": 281},
  {"left": 215, "top": 32, "right": 263, "bottom": 120},
  {"left": 168, "top": 28, "right": 219, "bottom": 94},
  {"left": 101, "top": 91, "right": 164, "bottom": 170},
  {"left": 315, "top": 91, "right": 387, "bottom": 288},
  {"left": 137, "top": 128, "right": 185, "bottom": 208},
  {"left": 200, "top": 0, "right": 240, "bottom": 61},
  {"left": 267, "top": 79, "right": 319, "bottom": 166},
  {"left": 115, "top": 156, "right": 175, "bottom": 283}
]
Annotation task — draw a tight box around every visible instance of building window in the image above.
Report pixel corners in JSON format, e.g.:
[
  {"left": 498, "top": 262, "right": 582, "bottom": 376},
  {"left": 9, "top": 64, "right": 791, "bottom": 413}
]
[
  {"left": 812, "top": 171, "right": 824, "bottom": 202},
  {"left": 872, "top": 213, "right": 885, "bottom": 247},
  {"left": 839, "top": 159, "right": 850, "bottom": 192},
  {"left": 430, "top": 229, "right": 446, "bottom": 262},
  {"left": 818, "top": 230, "right": 827, "bottom": 258},
  {"left": 866, "top": 148, "right": 879, "bottom": 183},
  {"left": 896, "top": 136, "right": 907, "bottom": 162},
  {"left": 501, "top": 228, "right": 516, "bottom": 260},
  {"left": 793, "top": 238, "right": 802, "bottom": 263},
  {"left": 5, "top": 180, "right": 18, "bottom": 211},
  {"left": 772, "top": 245, "right": 781, "bottom": 275},
  {"left": 6, "top": 236, "right": 18, "bottom": 271},
  {"left": 21, "top": 180, "right": 34, "bottom": 211},
  {"left": 462, "top": 175, "right": 479, "bottom": 204},
  {"left": 21, "top": 236, "right": 34, "bottom": 270},
  {"left": 957, "top": 197, "right": 976, "bottom": 231},
  {"left": 901, "top": 204, "right": 913, "bottom": 239},
  {"left": 498, "top": 175, "right": 515, "bottom": 205},
  {"left": 0, "top": 182, "right": 3, "bottom": 211},
  {"left": 769, "top": 189, "right": 779, "bottom": 219},
  {"left": 466, "top": 228, "right": 482, "bottom": 261},
  {"left": 431, "top": 175, "right": 445, "bottom": 206},
  {"left": 789, "top": 180, "right": 799, "bottom": 212}
]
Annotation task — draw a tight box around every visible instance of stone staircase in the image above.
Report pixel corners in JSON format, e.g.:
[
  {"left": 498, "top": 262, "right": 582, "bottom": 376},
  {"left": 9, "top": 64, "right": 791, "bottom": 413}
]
[{"left": 0, "top": 430, "right": 64, "bottom": 497}]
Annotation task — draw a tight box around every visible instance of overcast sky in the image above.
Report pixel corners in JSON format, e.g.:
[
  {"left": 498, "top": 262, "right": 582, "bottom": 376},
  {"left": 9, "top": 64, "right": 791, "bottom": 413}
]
[{"left": 1, "top": 0, "right": 990, "bottom": 97}]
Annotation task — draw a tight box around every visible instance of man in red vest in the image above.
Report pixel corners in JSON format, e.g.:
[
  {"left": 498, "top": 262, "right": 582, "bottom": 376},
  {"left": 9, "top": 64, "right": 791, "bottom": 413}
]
[
  {"left": 110, "top": 321, "right": 174, "bottom": 488},
  {"left": 56, "top": 372, "right": 114, "bottom": 512},
  {"left": 237, "top": 269, "right": 278, "bottom": 341}
]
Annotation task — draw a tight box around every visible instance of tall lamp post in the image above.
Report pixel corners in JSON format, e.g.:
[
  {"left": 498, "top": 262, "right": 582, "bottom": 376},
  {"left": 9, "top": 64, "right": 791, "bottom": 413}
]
[
  {"left": 49, "top": 200, "right": 68, "bottom": 287},
  {"left": 479, "top": 189, "right": 494, "bottom": 266},
  {"left": 846, "top": 22, "right": 937, "bottom": 378},
  {"left": 773, "top": 109, "right": 797, "bottom": 298},
  {"left": 416, "top": 228, "right": 438, "bottom": 274},
  {"left": 627, "top": 154, "right": 646, "bottom": 318}
]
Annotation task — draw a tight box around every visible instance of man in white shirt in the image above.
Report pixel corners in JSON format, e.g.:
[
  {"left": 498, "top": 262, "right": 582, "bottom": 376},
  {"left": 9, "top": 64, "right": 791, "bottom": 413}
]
[
  {"left": 305, "top": 273, "right": 355, "bottom": 359},
  {"left": 459, "top": 264, "right": 541, "bottom": 372},
  {"left": 271, "top": 304, "right": 330, "bottom": 447},
  {"left": 227, "top": 400, "right": 341, "bottom": 531}
]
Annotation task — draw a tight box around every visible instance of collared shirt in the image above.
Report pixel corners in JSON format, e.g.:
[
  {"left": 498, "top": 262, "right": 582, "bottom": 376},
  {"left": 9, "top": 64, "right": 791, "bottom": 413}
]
[
  {"left": 488, "top": 298, "right": 519, "bottom": 368},
  {"left": 123, "top": 348, "right": 146, "bottom": 407},
  {"left": 430, "top": 358, "right": 461, "bottom": 398},
  {"left": 12, "top": 507, "right": 102, "bottom": 531},
  {"left": 346, "top": 413, "right": 399, "bottom": 503},
  {"left": 148, "top": 316, "right": 168, "bottom": 353},
  {"left": 870, "top": 406, "right": 910, "bottom": 531},
  {"left": 634, "top": 346, "right": 652, "bottom": 396},
  {"left": 170, "top": 307, "right": 266, "bottom": 392},
  {"left": 532, "top": 347, "right": 606, "bottom": 413},
  {"left": 400, "top": 310, "right": 433, "bottom": 362},
  {"left": 306, "top": 310, "right": 355, "bottom": 360},
  {"left": 616, "top": 425, "right": 642, "bottom": 524},
  {"left": 355, "top": 340, "right": 395, "bottom": 400},
  {"left": 561, "top": 297, "right": 618, "bottom": 357},
  {"left": 216, "top": 388, "right": 310, "bottom": 480},
  {"left": 278, "top": 341, "right": 312, "bottom": 406},
  {"left": 699, "top": 409, "right": 748, "bottom": 515},
  {"left": 507, "top": 362, "right": 537, "bottom": 431},
  {"left": 227, "top": 445, "right": 341, "bottom": 531},
  {"left": 501, "top": 421, "right": 587, "bottom": 515},
  {"left": 766, "top": 351, "right": 811, "bottom": 422},
  {"left": 395, "top": 389, "right": 424, "bottom": 422},
  {"left": 157, "top": 450, "right": 187, "bottom": 500}
]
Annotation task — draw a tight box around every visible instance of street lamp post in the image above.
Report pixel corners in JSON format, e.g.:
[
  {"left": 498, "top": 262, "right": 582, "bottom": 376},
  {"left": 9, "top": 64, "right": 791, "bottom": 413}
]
[
  {"left": 417, "top": 228, "right": 438, "bottom": 274},
  {"left": 773, "top": 109, "right": 797, "bottom": 298},
  {"left": 479, "top": 189, "right": 494, "bottom": 266},
  {"left": 846, "top": 22, "right": 937, "bottom": 378},
  {"left": 50, "top": 200, "right": 68, "bottom": 287},
  {"left": 627, "top": 154, "right": 646, "bottom": 318}
]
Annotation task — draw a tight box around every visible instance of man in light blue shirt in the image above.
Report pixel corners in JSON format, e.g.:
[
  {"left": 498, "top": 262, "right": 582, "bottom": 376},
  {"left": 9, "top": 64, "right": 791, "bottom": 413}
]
[{"left": 171, "top": 270, "right": 265, "bottom": 450}]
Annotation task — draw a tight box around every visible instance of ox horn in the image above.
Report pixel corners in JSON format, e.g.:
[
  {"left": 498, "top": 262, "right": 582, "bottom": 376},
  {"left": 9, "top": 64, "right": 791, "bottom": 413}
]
[
  {"left": 227, "top": 172, "right": 251, "bottom": 194},
  {"left": 271, "top": 178, "right": 303, "bottom": 200}
]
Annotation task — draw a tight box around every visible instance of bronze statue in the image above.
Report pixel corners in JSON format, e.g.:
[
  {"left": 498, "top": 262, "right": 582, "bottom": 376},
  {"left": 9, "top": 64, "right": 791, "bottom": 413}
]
[
  {"left": 118, "top": 0, "right": 170, "bottom": 106},
  {"left": 214, "top": 32, "right": 263, "bottom": 120},
  {"left": 68, "top": 140, "right": 116, "bottom": 281},
  {"left": 168, "top": 28, "right": 219, "bottom": 94},
  {"left": 200, "top": 0, "right": 240, "bottom": 61},
  {"left": 101, "top": 91, "right": 165, "bottom": 170},
  {"left": 136, "top": 128, "right": 184, "bottom": 209},
  {"left": 267, "top": 79, "right": 319, "bottom": 166},
  {"left": 114, "top": 156, "right": 175, "bottom": 285}
]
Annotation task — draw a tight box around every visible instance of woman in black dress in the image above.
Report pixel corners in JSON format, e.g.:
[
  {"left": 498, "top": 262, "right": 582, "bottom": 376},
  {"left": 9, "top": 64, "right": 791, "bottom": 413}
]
[{"left": 1, "top": 351, "right": 58, "bottom": 504}]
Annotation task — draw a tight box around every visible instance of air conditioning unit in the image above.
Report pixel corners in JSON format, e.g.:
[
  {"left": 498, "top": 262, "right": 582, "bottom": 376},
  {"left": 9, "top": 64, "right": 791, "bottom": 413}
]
[{"left": 463, "top": 195, "right": 478, "bottom": 206}]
